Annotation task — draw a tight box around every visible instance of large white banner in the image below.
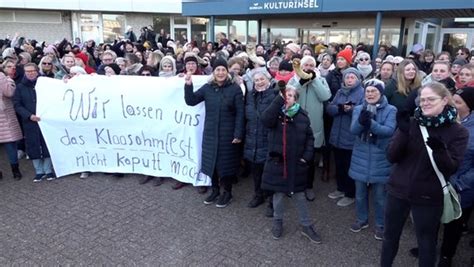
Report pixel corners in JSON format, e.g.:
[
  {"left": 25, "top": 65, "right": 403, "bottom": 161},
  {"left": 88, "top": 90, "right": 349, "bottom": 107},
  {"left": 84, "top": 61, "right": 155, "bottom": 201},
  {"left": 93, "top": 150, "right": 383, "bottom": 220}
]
[{"left": 35, "top": 75, "right": 211, "bottom": 186}]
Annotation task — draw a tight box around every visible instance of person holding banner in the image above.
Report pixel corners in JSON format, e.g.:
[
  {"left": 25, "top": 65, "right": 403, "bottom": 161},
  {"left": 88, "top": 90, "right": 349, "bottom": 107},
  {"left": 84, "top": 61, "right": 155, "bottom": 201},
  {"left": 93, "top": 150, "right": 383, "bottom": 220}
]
[
  {"left": 184, "top": 57, "right": 244, "bottom": 208},
  {"left": 13, "top": 63, "right": 54, "bottom": 182}
]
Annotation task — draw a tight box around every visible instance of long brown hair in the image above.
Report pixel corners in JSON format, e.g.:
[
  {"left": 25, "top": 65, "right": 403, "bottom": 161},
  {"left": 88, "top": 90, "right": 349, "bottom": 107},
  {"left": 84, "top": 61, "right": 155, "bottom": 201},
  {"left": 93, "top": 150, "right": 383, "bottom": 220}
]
[{"left": 396, "top": 60, "right": 422, "bottom": 96}]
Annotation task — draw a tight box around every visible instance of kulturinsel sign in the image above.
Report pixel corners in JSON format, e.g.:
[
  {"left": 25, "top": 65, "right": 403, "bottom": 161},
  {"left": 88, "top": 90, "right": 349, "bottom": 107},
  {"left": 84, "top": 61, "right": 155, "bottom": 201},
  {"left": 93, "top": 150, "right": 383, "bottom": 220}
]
[{"left": 248, "top": 0, "right": 320, "bottom": 13}]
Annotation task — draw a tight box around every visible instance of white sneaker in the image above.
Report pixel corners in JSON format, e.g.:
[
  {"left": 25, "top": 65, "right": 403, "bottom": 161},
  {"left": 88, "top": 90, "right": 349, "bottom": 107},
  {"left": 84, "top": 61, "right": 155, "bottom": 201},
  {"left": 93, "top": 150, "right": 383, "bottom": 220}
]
[
  {"left": 79, "top": 172, "right": 90, "bottom": 179},
  {"left": 337, "top": 197, "right": 355, "bottom": 207},
  {"left": 328, "top": 190, "right": 344, "bottom": 199}
]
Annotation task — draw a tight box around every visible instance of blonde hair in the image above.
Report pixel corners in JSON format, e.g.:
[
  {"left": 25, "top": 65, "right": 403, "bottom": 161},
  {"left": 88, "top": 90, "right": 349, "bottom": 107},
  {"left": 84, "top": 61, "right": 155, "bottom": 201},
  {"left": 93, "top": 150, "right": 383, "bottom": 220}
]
[{"left": 396, "top": 60, "right": 422, "bottom": 96}]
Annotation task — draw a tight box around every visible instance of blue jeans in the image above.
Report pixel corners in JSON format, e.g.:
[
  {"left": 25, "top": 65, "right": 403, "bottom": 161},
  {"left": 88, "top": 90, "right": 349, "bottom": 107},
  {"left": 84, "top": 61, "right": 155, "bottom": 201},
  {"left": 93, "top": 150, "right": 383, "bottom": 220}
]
[
  {"left": 273, "top": 192, "right": 312, "bottom": 226},
  {"left": 381, "top": 194, "right": 442, "bottom": 267},
  {"left": 355, "top": 181, "right": 386, "bottom": 228},
  {"left": 32, "top": 158, "right": 52, "bottom": 175},
  {"left": 4, "top": 142, "right": 18, "bottom": 164}
]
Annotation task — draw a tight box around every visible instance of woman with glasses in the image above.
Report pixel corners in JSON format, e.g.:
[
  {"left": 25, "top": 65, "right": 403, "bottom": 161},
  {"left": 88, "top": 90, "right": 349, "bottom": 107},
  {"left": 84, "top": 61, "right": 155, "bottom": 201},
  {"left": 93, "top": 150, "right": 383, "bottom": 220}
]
[
  {"left": 456, "top": 48, "right": 470, "bottom": 62},
  {"left": 38, "top": 56, "right": 56, "bottom": 78},
  {"left": 355, "top": 52, "right": 375, "bottom": 81},
  {"left": 381, "top": 82, "right": 469, "bottom": 267},
  {"left": 384, "top": 60, "right": 422, "bottom": 113}
]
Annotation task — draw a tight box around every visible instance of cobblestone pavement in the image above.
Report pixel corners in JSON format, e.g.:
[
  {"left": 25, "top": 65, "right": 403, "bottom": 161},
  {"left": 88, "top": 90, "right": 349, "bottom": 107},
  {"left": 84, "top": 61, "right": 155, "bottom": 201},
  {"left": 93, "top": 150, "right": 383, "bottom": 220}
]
[{"left": 0, "top": 152, "right": 472, "bottom": 266}]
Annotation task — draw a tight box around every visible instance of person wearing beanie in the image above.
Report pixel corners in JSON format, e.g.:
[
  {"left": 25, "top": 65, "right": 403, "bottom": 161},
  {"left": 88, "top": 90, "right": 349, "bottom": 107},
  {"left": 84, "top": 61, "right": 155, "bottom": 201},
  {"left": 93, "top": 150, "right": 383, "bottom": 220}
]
[
  {"left": 337, "top": 48, "right": 353, "bottom": 66},
  {"left": 411, "top": 43, "right": 424, "bottom": 55},
  {"left": 348, "top": 78, "right": 396, "bottom": 239},
  {"left": 435, "top": 85, "right": 474, "bottom": 267},
  {"left": 275, "top": 60, "right": 295, "bottom": 84},
  {"left": 212, "top": 57, "right": 228, "bottom": 71},
  {"left": 183, "top": 53, "right": 244, "bottom": 208},
  {"left": 326, "top": 65, "right": 364, "bottom": 207},
  {"left": 158, "top": 56, "right": 176, "bottom": 77},
  {"left": 284, "top": 42, "right": 300, "bottom": 60},
  {"left": 182, "top": 54, "right": 202, "bottom": 75},
  {"left": 355, "top": 52, "right": 374, "bottom": 80},
  {"left": 452, "top": 58, "right": 468, "bottom": 77},
  {"left": 326, "top": 48, "right": 352, "bottom": 97},
  {"left": 104, "top": 63, "right": 122, "bottom": 75}
]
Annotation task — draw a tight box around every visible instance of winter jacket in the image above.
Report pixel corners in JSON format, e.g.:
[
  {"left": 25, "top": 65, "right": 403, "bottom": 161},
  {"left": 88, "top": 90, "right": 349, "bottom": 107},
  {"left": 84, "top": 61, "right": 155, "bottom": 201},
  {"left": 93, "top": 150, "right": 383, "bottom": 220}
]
[
  {"left": 451, "top": 112, "right": 474, "bottom": 208},
  {"left": 261, "top": 95, "right": 314, "bottom": 193},
  {"left": 243, "top": 87, "right": 277, "bottom": 164},
  {"left": 0, "top": 73, "right": 22, "bottom": 143},
  {"left": 185, "top": 79, "right": 244, "bottom": 178},
  {"left": 387, "top": 119, "right": 468, "bottom": 206},
  {"left": 289, "top": 75, "right": 331, "bottom": 148},
  {"left": 325, "top": 68, "right": 344, "bottom": 99},
  {"left": 384, "top": 80, "right": 418, "bottom": 113},
  {"left": 13, "top": 77, "right": 50, "bottom": 159},
  {"left": 326, "top": 83, "right": 364, "bottom": 150},
  {"left": 348, "top": 96, "right": 397, "bottom": 184}
]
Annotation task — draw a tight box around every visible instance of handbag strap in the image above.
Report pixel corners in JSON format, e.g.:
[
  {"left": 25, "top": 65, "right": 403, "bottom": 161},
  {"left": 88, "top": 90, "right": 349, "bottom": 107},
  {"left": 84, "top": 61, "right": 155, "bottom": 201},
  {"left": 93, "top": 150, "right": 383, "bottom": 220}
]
[{"left": 419, "top": 125, "right": 449, "bottom": 194}]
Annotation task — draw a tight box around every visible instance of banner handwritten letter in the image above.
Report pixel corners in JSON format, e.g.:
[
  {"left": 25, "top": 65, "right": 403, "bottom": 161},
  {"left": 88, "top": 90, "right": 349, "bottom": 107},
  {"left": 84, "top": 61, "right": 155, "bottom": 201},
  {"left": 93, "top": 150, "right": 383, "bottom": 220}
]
[{"left": 35, "top": 75, "right": 211, "bottom": 186}]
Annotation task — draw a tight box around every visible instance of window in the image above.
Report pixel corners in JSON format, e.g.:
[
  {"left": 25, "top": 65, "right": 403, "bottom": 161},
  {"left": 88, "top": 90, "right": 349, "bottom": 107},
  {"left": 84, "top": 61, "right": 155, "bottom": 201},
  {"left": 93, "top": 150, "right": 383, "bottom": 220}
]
[
  {"left": 229, "top": 20, "right": 247, "bottom": 43},
  {"left": 329, "top": 30, "right": 351, "bottom": 44},
  {"left": 102, "top": 14, "right": 126, "bottom": 43},
  {"left": 247, "top": 20, "right": 258, "bottom": 44},
  {"left": 80, "top": 14, "right": 101, "bottom": 43},
  {"left": 0, "top": 11, "right": 14, "bottom": 22},
  {"left": 269, "top": 28, "right": 298, "bottom": 44},
  {"left": 191, "top": 17, "right": 208, "bottom": 43},
  {"left": 174, "top": 16, "right": 187, "bottom": 25},
  {"left": 153, "top": 15, "right": 171, "bottom": 36},
  {"left": 214, "top": 19, "right": 228, "bottom": 41}
]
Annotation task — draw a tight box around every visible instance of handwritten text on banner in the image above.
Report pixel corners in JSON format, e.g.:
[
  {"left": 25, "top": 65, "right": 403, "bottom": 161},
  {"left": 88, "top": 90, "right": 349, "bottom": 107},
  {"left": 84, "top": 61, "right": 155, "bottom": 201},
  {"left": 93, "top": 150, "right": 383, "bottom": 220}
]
[{"left": 35, "top": 75, "right": 211, "bottom": 186}]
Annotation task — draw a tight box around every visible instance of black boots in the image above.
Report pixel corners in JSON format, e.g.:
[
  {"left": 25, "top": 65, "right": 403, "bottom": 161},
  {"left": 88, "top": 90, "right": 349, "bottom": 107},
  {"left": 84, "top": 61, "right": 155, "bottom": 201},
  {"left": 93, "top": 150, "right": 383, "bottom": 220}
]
[{"left": 11, "top": 164, "right": 22, "bottom": 180}]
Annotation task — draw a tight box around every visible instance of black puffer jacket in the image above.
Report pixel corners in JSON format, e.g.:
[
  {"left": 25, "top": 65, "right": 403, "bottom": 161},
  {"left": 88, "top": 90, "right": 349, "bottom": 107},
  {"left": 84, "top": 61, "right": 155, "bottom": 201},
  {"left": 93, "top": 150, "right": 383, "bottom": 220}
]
[
  {"left": 185, "top": 78, "right": 244, "bottom": 178},
  {"left": 243, "top": 87, "right": 277, "bottom": 164},
  {"left": 261, "top": 95, "right": 314, "bottom": 193},
  {"left": 325, "top": 68, "right": 344, "bottom": 100}
]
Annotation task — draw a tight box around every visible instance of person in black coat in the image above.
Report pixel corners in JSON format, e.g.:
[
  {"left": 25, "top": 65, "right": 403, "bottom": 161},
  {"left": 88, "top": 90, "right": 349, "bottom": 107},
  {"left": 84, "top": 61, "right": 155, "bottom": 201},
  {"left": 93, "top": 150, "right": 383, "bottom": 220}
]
[
  {"left": 260, "top": 82, "right": 321, "bottom": 243},
  {"left": 381, "top": 82, "right": 469, "bottom": 267},
  {"left": 184, "top": 57, "right": 244, "bottom": 208},
  {"left": 13, "top": 63, "right": 54, "bottom": 182},
  {"left": 243, "top": 70, "right": 277, "bottom": 209}
]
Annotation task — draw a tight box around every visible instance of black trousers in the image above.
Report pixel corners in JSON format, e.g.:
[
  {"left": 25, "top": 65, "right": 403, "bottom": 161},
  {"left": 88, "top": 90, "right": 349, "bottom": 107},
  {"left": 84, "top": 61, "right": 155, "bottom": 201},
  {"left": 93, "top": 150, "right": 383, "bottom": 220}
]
[
  {"left": 211, "top": 169, "right": 233, "bottom": 192},
  {"left": 333, "top": 147, "right": 355, "bottom": 198},
  {"left": 440, "top": 206, "right": 473, "bottom": 258}
]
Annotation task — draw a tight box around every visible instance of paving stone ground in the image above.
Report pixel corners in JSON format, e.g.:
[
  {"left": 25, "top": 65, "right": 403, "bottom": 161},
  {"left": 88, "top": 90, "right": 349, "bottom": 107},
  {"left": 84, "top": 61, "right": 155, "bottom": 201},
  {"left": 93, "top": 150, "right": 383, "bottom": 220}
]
[{"left": 0, "top": 150, "right": 472, "bottom": 266}]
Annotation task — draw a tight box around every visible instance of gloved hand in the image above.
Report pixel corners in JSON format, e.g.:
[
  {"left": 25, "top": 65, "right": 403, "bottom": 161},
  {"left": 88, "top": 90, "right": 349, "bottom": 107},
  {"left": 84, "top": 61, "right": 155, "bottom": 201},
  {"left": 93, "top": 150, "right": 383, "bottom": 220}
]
[
  {"left": 426, "top": 136, "right": 446, "bottom": 151},
  {"left": 298, "top": 70, "right": 316, "bottom": 85},
  {"left": 396, "top": 110, "right": 411, "bottom": 133},
  {"left": 358, "top": 109, "right": 372, "bottom": 127}
]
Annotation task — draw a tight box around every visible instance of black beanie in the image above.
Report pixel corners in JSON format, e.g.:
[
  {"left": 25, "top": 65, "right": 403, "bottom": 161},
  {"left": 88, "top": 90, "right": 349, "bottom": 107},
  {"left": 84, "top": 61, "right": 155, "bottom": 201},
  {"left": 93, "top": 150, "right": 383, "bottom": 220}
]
[
  {"left": 456, "top": 87, "right": 474, "bottom": 111},
  {"left": 279, "top": 60, "right": 293, "bottom": 72},
  {"left": 184, "top": 55, "right": 198, "bottom": 64},
  {"left": 106, "top": 63, "right": 121, "bottom": 75},
  {"left": 212, "top": 57, "right": 228, "bottom": 71}
]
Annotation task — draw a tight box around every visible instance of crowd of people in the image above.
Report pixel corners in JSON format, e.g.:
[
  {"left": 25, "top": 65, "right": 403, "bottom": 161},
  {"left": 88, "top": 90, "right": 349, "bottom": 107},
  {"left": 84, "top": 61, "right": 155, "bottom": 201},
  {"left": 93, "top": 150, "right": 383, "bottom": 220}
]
[{"left": 0, "top": 28, "right": 474, "bottom": 266}]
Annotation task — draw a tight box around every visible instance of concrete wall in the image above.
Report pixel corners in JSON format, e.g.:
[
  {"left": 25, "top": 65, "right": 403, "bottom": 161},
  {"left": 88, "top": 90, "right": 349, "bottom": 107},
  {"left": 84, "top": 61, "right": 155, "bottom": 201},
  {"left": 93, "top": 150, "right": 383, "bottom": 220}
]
[{"left": 0, "top": 13, "right": 72, "bottom": 44}]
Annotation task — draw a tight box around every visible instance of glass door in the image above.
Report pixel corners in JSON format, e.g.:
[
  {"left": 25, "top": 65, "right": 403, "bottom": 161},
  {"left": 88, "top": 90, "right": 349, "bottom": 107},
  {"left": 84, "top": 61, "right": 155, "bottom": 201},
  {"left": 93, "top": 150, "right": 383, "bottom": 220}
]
[{"left": 438, "top": 28, "right": 474, "bottom": 54}]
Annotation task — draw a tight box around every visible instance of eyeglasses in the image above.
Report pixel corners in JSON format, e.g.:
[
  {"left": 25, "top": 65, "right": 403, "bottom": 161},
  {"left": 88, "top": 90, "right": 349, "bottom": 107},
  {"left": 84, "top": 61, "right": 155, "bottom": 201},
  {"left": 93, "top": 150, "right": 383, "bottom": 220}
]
[
  {"left": 360, "top": 58, "right": 370, "bottom": 62},
  {"left": 42, "top": 62, "right": 52, "bottom": 65},
  {"left": 141, "top": 73, "right": 151, "bottom": 76},
  {"left": 419, "top": 97, "right": 442, "bottom": 104},
  {"left": 457, "top": 53, "right": 465, "bottom": 55}
]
